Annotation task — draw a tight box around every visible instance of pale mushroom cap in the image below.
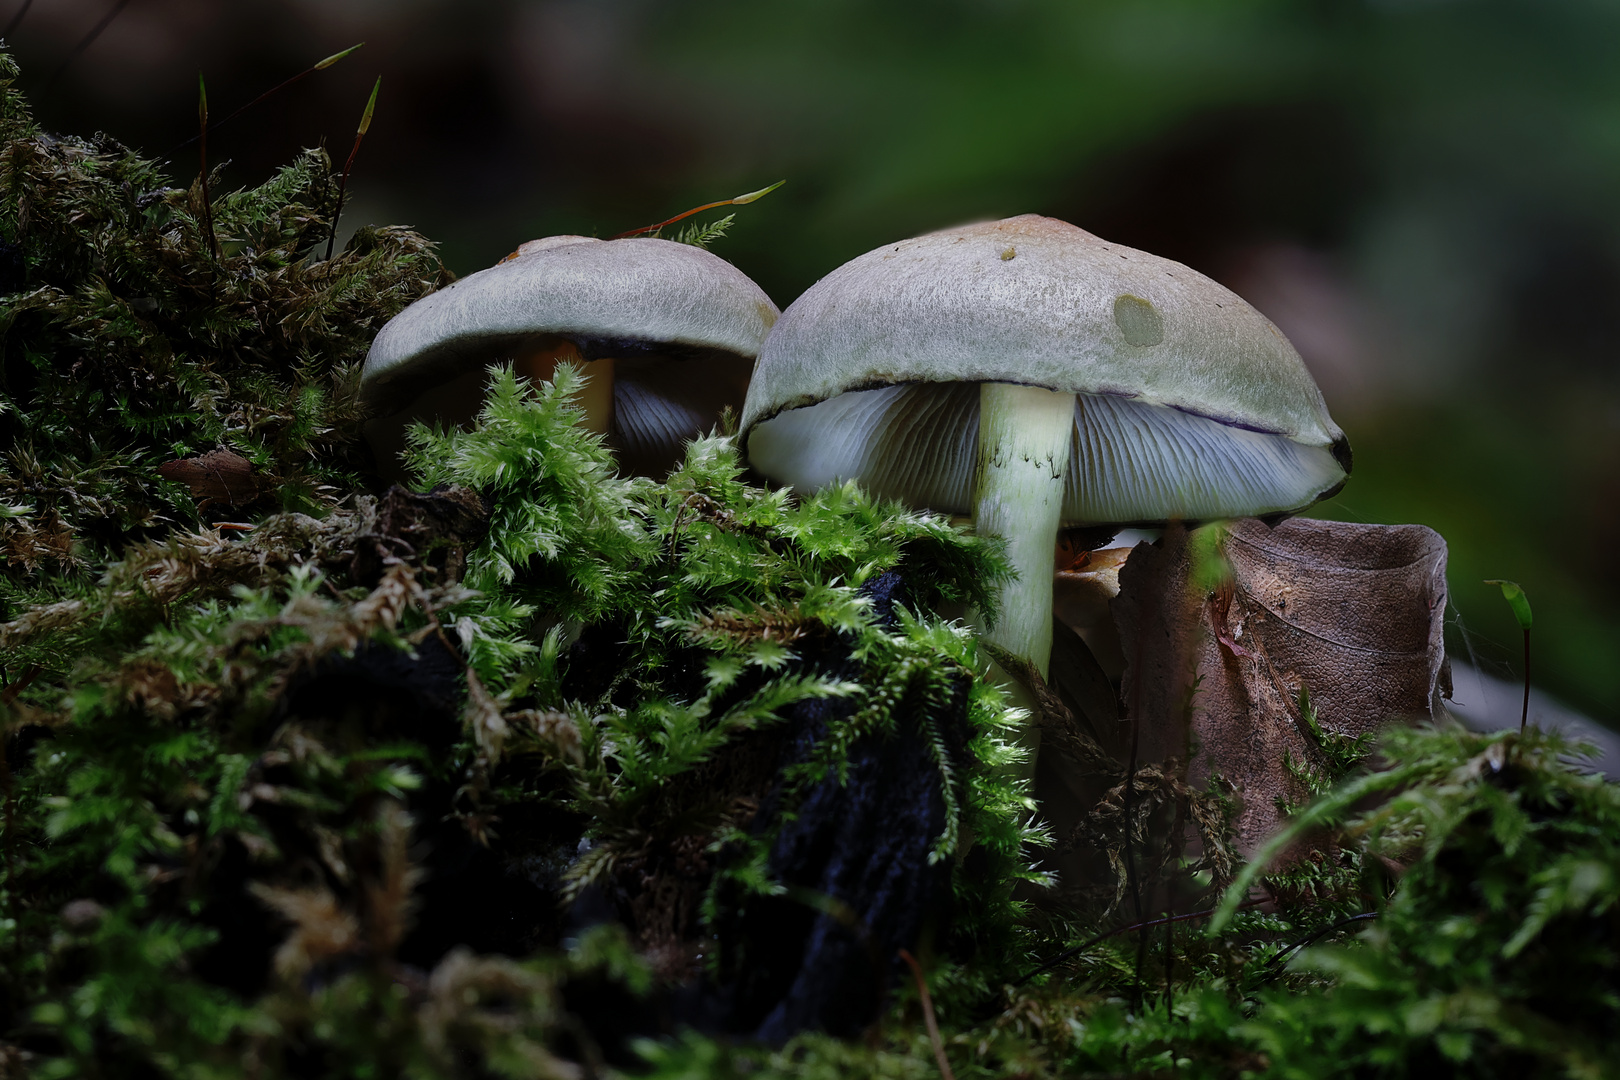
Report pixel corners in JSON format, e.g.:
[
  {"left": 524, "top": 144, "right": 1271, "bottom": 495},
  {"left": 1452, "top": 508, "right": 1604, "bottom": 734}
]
[
  {"left": 742, "top": 215, "right": 1351, "bottom": 525},
  {"left": 363, "top": 235, "right": 780, "bottom": 412}
]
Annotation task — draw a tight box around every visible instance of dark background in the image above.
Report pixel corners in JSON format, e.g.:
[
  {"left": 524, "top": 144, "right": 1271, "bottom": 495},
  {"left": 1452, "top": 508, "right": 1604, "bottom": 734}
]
[{"left": 9, "top": 0, "right": 1618, "bottom": 726}]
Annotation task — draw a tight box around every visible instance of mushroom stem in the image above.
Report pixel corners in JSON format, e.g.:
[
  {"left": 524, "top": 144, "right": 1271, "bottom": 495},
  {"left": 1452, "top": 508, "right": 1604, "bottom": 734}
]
[
  {"left": 973, "top": 382, "right": 1076, "bottom": 677},
  {"left": 513, "top": 336, "right": 616, "bottom": 434},
  {"left": 973, "top": 382, "right": 1075, "bottom": 769}
]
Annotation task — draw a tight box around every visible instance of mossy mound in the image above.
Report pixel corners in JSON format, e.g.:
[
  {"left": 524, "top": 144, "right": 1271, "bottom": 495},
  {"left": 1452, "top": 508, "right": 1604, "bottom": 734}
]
[
  {"left": 0, "top": 48, "right": 446, "bottom": 597},
  {"left": 1, "top": 353, "right": 1042, "bottom": 1073}
]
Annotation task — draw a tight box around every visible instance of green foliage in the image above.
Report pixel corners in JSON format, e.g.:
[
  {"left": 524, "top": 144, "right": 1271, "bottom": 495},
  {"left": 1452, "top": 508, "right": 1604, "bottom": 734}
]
[
  {"left": 667, "top": 212, "right": 735, "bottom": 248},
  {"left": 1230, "top": 724, "right": 1620, "bottom": 1078},
  {"left": 621, "top": 724, "right": 1619, "bottom": 1080},
  {"left": 1, "top": 335, "right": 1038, "bottom": 1074},
  {"left": 409, "top": 364, "right": 1036, "bottom": 987},
  {"left": 406, "top": 364, "right": 654, "bottom": 664},
  {"left": 0, "top": 47, "right": 449, "bottom": 595}
]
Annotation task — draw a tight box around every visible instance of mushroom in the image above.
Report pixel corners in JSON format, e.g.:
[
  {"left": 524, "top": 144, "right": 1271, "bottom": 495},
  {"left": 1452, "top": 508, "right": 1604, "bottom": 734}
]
[
  {"left": 362, "top": 235, "right": 779, "bottom": 481},
  {"left": 740, "top": 215, "right": 1350, "bottom": 757}
]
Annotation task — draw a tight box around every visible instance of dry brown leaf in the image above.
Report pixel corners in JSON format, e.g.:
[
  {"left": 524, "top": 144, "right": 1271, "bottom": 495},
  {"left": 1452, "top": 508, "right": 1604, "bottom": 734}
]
[
  {"left": 1113, "top": 517, "right": 1449, "bottom": 854},
  {"left": 157, "top": 449, "right": 266, "bottom": 508}
]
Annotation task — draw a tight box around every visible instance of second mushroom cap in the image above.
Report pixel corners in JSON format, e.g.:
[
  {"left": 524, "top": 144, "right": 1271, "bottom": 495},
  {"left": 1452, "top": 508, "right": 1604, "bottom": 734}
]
[{"left": 363, "top": 234, "right": 780, "bottom": 480}]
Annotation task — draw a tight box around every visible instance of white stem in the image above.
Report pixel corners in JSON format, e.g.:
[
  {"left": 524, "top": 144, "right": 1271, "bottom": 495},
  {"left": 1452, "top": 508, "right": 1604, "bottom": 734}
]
[{"left": 973, "top": 383, "right": 1076, "bottom": 681}]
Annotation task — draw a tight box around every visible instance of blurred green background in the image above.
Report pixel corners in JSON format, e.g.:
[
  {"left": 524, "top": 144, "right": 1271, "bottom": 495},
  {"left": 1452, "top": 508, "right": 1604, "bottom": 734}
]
[{"left": 9, "top": 0, "right": 1618, "bottom": 725}]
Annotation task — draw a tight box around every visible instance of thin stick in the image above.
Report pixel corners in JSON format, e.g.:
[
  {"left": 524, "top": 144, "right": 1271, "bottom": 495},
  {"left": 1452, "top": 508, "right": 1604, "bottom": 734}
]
[
  {"left": 1163, "top": 910, "right": 1175, "bottom": 1015},
  {"left": 197, "top": 74, "right": 217, "bottom": 261},
  {"left": 41, "top": 0, "right": 132, "bottom": 92},
  {"left": 0, "top": 663, "right": 41, "bottom": 708},
  {"left": 1123, "top": 619, "right": 1146, "bottom": 1005},
  {"left": 1012, "top": 899, "right": 1266, "bottom": 989},
  {"left": 3, "top": 0, "right": 35, "bottom": 39},
  {"left": 1484, "top": 581, "right": 1533, "bottom": 734},
  {"left": 1162, "top": 796, "right": 1186, "bottom": 1016},
  {"left": 326, "top": 77, "right": 379, "bottom": 261},
  {"left": 899, "top": 950, "right": 955, "bottom": 1080},
  {"left": 611, "top": 180, "right": 784, "bottom": 240},
  {"left": 164, "top": 43, "right": 363, "bottom": 159},
  {"left": 1257, "top": 911, "right": 1378, "bottom": 982},
  {"left": 1520, "top": 628, "right": 1531, "bottom": 733}
]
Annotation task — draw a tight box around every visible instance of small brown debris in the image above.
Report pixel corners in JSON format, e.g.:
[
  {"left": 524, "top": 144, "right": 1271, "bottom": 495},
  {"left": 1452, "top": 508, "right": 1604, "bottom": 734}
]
[
  {"left": 249, "top": 881, "right": 361, "bottom": 981},
  {"left": 511, "top": 708, "right": 584, "bottom": 765},
  {"left": 0, "top": 510, "right": 77, "bottom": 572},
  {"left": 351, "top": 483, "right": 489, "bottom": 585},
  {"left": 158, "top": 449, "right": 264, "bottom": 508}
]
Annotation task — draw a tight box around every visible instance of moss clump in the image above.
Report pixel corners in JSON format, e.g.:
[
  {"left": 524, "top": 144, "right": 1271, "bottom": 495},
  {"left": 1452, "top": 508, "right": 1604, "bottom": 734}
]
[
  {"left": 416, "top": 369, "right": 1045, "bottom": 1028},
  {"left": 0, "top": 348, "right": 1038, "bottom": 1073},
  {"left": 615, "top": 726, "right": 1617, "bottom": 1080},
  {"left": 1232, "top": 725, "right": 1620, "bottom": 1079},
  {"left": 0, "top": 48, "right": 447, "bottom": 596}
]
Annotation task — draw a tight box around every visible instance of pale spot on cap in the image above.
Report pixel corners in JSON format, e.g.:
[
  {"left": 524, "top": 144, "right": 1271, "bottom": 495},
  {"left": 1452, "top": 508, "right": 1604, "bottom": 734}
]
[{"left": 1113, "top": 294, "right": 1163, "bottom": 347}]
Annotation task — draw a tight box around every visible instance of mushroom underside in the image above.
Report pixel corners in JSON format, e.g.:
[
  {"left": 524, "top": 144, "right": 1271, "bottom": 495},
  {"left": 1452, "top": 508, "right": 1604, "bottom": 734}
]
[
  {"left": 362, "top": 346, "right": 754, "bottom": 484},
  {"left": 746, "top": 382, "right": 1346, "bottom": 524},
  {"left": 612, "top": 351, "right": 754, "bottom": 476}
]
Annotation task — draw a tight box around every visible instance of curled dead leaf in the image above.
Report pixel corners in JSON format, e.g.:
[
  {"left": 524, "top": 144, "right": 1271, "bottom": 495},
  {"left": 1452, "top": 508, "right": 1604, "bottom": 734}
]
[{"left": 1113, "top": 518, "right": 1449, "bottom": 854}]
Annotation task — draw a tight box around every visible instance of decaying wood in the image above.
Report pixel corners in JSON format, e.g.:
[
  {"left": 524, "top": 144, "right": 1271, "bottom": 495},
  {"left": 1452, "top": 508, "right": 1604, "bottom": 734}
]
[{"left": 1113, "top": 518, "right": 1449, "bottom": 854}]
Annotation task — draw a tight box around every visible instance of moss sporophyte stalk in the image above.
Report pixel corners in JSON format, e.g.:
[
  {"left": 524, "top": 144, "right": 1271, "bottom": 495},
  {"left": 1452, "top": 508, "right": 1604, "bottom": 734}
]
[{"left": 1, "top": 46, "right": 1615, "bottom": 1079}]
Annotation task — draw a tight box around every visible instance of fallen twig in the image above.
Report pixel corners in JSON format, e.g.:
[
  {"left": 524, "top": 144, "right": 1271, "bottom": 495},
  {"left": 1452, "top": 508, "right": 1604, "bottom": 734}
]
[{"left": 899, "top": 949, "right": 955, "bottom": 1080}]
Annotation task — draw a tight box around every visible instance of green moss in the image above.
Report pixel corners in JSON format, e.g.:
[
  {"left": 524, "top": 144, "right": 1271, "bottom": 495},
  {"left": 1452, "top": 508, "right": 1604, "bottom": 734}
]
[
  {"left": 0, "top": 343, "right": 1038, "bottom": 1073},
  {"left": 1233, "top": 725, "right": 1620, "bottom": 1079},
  {"left": 0, "top": 47, "right": 448, "bottom": 599}
]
